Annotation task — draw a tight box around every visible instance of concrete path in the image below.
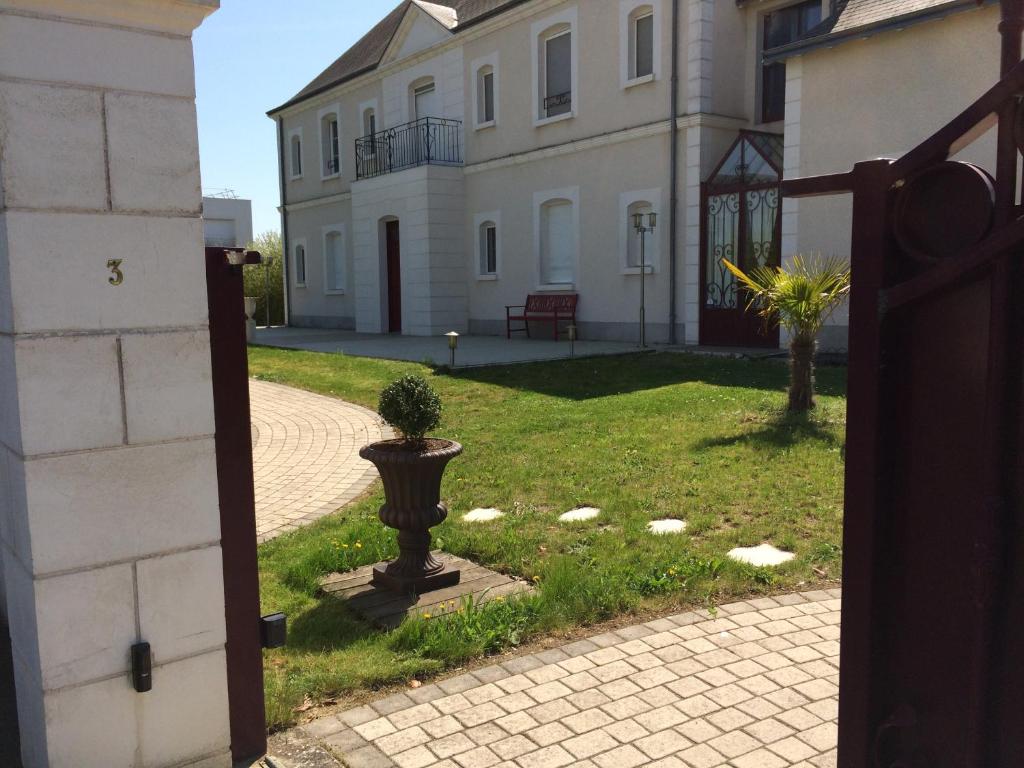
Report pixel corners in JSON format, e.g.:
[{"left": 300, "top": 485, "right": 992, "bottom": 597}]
[
  {"left": 252, "top": 328, "right": 641, "bottom": 368},
  {"left": 271, "top": 590, "right": 841, "bottom": 768},
  {"left": 250, "top": 379, "right": 393, "bottom": 542}
]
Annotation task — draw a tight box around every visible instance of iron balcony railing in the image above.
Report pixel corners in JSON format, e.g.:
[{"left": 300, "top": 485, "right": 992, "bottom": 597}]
[
  {"left": 355, "top": 117, "right": 463, "bottom": 180},
  {"left": 543, "top": 90, "right": 572, "bottom": 116}
]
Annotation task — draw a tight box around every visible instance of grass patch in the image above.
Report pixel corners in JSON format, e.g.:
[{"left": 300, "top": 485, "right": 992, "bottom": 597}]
[{"left": 252, "top": 348, "right": 846, "bottom": 730}]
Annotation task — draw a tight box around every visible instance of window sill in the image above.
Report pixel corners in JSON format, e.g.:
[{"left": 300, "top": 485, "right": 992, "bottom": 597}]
[
  {"left": 475, "top": 120, "right": 497, "bottom": 132},
  {"left": 320, "top": 172, "right": 341, "bottom": 181},
  {"left": 477, "top": 274, "right": 499, "bottom": 281},
  {"left": 622, "top": 266, "right": 657, "bottom": 276},
  {"left": 536, "top": 283, "right": 574, "bottom": 292},
  {"left": 289, "top": 174, "right": 303, "bottom": 182},
  {"left": 534, "top": 111, "right": 574, "bottom": 128},
  {"left": 324, "top": 289, "right": 346, "bottom": 296},
  {"left": 623, "top": 74, "right": 655, "bottom": 90},
  {"left": 294, "top": 284, "right": 307, "bottom": 290}
]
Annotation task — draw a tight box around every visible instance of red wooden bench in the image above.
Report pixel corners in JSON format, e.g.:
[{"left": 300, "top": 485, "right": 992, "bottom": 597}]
[{"left": 506, "top": 294, "right": 578, "bottom": 340}]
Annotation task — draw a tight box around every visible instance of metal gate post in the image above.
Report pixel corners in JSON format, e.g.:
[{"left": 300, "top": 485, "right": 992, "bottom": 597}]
[{"left": 205, "top": 247, "right": 267, "bottom": 763}]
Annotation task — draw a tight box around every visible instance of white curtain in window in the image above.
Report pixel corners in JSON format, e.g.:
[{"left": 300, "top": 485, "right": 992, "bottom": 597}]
[
  {"left": 325, "top": 231, "right": 344, "bottom": 290},
  {"left": 541, "top": 201, "right": 574, "bottom": 284}
]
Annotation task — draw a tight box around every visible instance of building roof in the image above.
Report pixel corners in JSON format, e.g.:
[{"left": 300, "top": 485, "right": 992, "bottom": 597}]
[
  {"left": 765, "top": 0, "right": 993, "bottom": 62},
  {"left": 268, "top": 0, "right": 526, "bottom": 115}
]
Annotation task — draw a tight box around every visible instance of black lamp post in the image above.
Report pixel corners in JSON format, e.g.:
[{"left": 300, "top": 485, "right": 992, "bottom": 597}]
[{"left": 632, "top": 211, "right": 657, "bottom": 348}]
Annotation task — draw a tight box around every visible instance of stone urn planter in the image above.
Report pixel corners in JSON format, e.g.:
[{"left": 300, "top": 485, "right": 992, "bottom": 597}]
[{"left": 361, "top": 375, "right": 462, "bottom": 594}]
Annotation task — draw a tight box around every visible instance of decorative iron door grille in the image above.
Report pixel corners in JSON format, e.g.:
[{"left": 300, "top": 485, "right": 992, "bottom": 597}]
[{"left": 700, "top": 131, "right": 783, "bottom": 348}]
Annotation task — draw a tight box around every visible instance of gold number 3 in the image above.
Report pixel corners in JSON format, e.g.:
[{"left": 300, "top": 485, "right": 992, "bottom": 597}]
[{"left": 107, "top": 259, "right": 124, "bottom": 286}]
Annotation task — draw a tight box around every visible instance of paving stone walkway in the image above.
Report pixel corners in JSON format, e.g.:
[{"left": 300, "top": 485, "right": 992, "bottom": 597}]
[
  {"left": 250, "top": 379, "right": 393, "bottom": 542},
  {"left": 274, "top": 589, "right": 841, "bottom": 768}
]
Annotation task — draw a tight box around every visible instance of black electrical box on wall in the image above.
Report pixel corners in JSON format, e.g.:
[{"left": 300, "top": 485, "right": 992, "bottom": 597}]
[{"left": 131, "top": 642, "right": 152, "bottom": 693}]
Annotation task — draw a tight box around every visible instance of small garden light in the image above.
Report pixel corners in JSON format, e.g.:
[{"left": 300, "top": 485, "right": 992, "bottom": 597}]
[
  {"left": 568, "top": 323, "right": 577, "bottom": 358},
  {"left": 446, "top": 331, "right": 459, "bottom": 368}
]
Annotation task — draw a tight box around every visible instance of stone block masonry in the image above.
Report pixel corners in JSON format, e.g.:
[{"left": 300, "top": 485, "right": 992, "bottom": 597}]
[{"left": 0, "top": 2, "right": 229, "bottom": 766}]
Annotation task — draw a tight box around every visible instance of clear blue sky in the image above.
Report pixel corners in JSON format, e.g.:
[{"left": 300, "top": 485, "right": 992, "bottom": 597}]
[{"left": 195, "top": 0, "right": 398, "bottom": 238}]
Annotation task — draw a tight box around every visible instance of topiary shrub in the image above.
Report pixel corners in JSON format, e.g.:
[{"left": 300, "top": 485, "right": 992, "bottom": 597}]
[{"left": 378, "top": 375, "right": 442, "bottom": 444}]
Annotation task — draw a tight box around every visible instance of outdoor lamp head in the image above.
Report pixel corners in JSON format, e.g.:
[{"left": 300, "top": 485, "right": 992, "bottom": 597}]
[
  {"left": 568, "top": 324, "right": 577, "bottom": 341},
  {"left": 648, "top": 212, "right": 657, "bottom": 229},
  {"left": 633, "top": 212, "right": 644, "bottom": 231},
  {"left": 446, "top": 331, "right": 459, "bottom": 350}
]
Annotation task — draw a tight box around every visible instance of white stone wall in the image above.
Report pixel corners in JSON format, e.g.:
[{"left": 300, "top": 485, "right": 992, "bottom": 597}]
[
  {"left": 351, "top": 165, "right": 468, "bottom": 336},
  {"left": 0, "top": 2, "right": 230, "bottom": 766}
]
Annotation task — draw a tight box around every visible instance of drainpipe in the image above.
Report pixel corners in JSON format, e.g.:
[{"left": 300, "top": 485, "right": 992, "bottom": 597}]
[
  {"left": 277, "top": 116, "right": 291, "bottom": 326},
  {"left": 667, "top": 0, "right": 680, "bottom": 345}
]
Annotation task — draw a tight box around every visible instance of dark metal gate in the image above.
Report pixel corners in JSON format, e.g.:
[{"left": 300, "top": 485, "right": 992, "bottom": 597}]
[
  {"left": 782, "top": 2, "right": 1024, "bottom": 765},
  {"left": 205, "top": 247, "right": 267, "bottom": 763}
]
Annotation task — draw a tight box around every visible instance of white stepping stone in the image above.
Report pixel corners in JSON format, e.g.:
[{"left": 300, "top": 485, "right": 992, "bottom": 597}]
[
  {"left": 727, "top": 543, "right": 796, "bottom": 567},
  {"left": 647, "top": 519, "right": 687, "bottom": 535},
  {"left": 464, "top": 508, "right": 504, "bottom": 523},
  {"left": 559, "top": 507, "right": 601, "bottom": 523}
]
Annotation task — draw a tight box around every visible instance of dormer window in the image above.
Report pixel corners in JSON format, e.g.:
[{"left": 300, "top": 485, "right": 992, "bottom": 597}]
[
  {"left": 761, "top": 0, "right": 822, "bottom": 123},
  {"left": 319, "top": 105, "right": 341, "bottom": 178}
]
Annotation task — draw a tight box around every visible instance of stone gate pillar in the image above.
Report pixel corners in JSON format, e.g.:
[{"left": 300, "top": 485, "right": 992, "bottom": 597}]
[{"left": 0, "top": 2, "right": 231, "bottom": 766}]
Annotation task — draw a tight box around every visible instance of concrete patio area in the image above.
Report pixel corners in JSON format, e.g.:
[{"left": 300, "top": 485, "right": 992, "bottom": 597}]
[{"left": 252, "top": 328, "right": 642, "bottom": 368}]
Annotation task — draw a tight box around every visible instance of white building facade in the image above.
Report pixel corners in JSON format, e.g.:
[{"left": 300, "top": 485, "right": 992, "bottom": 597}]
[
  {"left": 202, "top": 195, "right": 254, "bottom": 248},
  {"left": 269, "top": 0, "right": 1000, "bottom": 349}
]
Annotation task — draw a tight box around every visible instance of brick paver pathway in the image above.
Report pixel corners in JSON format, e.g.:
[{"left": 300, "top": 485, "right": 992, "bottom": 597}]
[
  {"left": 250, "top": 379, "right": 392, "bottom": 542},
  {"left": 278, "top": 589, "right": 841, "bottom": 768}
]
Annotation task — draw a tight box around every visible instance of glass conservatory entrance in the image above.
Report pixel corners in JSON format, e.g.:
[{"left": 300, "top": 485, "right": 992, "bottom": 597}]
[{"left": 700, "top": 132, "right": 784, "bottom": 348}]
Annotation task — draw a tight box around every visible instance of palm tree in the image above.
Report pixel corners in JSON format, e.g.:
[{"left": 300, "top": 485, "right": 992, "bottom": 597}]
[{"left": 722, "top": 255, "right": 851, "bottom": 412}]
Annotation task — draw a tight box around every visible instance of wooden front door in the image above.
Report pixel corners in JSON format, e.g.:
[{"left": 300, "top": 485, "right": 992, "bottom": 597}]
[
  {"left": 700, "top": 132, "right": 783, "bottom": 348},
  {"left": 386, "top": 220, "right": 402, "bottom": 333}
]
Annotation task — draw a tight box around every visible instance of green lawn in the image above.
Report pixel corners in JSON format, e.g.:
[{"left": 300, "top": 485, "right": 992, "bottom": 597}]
[{"left": 250, "top": 348, "right": 846, "bottom": 730}]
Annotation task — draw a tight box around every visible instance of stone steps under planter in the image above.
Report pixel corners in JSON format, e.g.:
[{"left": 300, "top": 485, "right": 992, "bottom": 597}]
[{"left": 320, "top": 553, "right": 534, "bottom": 629}]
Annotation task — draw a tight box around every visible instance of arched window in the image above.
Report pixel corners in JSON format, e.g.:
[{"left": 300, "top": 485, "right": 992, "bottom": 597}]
[
  {"left": 477, "top": 64, "right": 495, "bottom": 126},
  {"left": 323, "top": 227, "right": 346, "bottom": 293},
  {"left": 319, "top": 106, "right": 340, "bottom": 178},
  {"left": 288, "top": 129, "right": 303, "bottom": 179},
  {"left": 293, "top": 241, "right": 307, "bottom": 287},
  {"left": 410, "top": 76, "right": 438, "bottom": 122},
  {"left": 540, "top": 198, "right": 575, "bottom": 285},
  {"left": 539, "top": 24, "right": 572, "bottom": 119},
  {"left": 626, "top": 200, "right": 654, "bottom": 269},
  {"left": 629, "top": 5, "right": 655, "bottom": 80}
]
